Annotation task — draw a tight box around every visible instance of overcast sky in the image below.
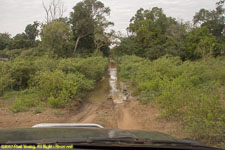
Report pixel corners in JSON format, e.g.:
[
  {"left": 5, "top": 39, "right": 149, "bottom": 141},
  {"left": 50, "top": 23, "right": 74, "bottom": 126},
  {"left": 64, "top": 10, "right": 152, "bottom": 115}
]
[{"left": 0, "top": 0, "right": 217, "bottom": 36}]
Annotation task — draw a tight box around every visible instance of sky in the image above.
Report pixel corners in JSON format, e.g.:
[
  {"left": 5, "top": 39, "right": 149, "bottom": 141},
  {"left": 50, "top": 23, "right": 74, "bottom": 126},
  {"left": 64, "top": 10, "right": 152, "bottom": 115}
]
[{"left": 0, "top": 0, "right": 217, "bottom": 36}]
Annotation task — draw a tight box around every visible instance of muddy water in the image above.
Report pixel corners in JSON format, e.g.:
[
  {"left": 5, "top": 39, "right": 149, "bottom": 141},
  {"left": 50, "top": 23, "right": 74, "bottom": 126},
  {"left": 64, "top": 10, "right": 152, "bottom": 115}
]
[
  {"left": 87, "top": 59, "right": 126, "bottom": 104},
  {"left": 109, "top": 59, "right": 127, "bottom": 104}
]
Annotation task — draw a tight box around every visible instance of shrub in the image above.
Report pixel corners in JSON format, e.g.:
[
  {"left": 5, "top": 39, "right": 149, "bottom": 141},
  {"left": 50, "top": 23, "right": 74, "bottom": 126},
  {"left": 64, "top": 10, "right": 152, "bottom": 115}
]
[
  {"left": 31, "top": 70, "right": 78, "bottom": 108},
  {"left": 0, "top": 59, "right": 37, "bottom": 93},
  {"left": 117, "top": 55, "right": 225, "bottom": 144},
  {"left": 66, "top": 73, "right": 94, "bottom": 99},
  {"left": 9, "top": 99, "right": 30, "bottom": 113},
  {"left": 8, "top": 90, "right": 40, "bottom": 113},
  {"left": 9, "top": 59, "right": 37, "bottom": 89},
  {"left": 33, "top": 56, "right": 59, "bottom": 72},
  {"left": 73, "top": 57, "right": 108, "bottom": 81},
  {"left": 0, "top": 56, "right": 108, "bottom": 110},
  {"left": 58, "top": 56, "right": 108, "bottom": 81}
]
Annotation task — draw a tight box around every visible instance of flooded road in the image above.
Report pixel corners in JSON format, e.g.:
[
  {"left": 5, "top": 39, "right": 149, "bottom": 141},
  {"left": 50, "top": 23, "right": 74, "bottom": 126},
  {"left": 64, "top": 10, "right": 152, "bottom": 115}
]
[
  {"left": 109, "top": 59, "right": 127, "bottom": 104},
  {"left": 87, "top": 58, "right": 127, "bottom": 104}
]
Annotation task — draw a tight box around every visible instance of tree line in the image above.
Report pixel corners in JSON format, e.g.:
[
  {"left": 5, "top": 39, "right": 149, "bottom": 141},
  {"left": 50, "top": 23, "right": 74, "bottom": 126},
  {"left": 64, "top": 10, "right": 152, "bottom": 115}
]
[
  {"left": 0, "top": 0, "right": 224, "bottom": 60},
  {"left": 114, "top": 0, "right": 225, "bottom": 60},
  {"left": 0, "top": 0, "right": 113, "bottom": 58}
]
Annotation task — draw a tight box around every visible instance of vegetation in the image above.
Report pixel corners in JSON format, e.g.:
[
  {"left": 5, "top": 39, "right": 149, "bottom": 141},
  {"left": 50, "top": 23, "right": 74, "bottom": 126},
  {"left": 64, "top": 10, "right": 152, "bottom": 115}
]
[
  {"left": 114, "top": 1, "right": 225, "bottom": 60},
  {"left": 117, "top": 55, "right": 225, "bottom": 145},
  {"left": 70, "top": 0, "right": 113, "bottom": 56},
  {"left": 0, "top": 0, "right": 111, "bottom": 112},
  {"left": 40, "top": 20, "right": 73, "bottom": 57},
  {"left": 0, "top": 0, "right": 224, "bottom": 147},
  {"left": 113, "top": 0, "right": 225, "bottom": 146},
  {"left": 0, "top": 56, "right": 108, "bottom": 111}
]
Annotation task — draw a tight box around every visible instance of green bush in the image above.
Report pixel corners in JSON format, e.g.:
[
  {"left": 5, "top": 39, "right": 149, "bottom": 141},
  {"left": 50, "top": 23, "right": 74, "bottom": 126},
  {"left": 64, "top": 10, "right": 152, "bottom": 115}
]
[
  {"left": 0, "top": 50, "right": 9, "bottom": 58},
  {"left": 0, "top": 59, "right": 37, "bottom": 93},
  {"left": 8, "top": 90, "right": 41, "bottom": 113},
  {"left": 31, "top": 70, "right": 78, "bottom": 108},
  {"left": 18, "top": 48, "right": 35, "bottom": 58},
  {"left": 58, "top": 57, "right": 108, "bottom": 81},
  {"left": 74, "top": 57, "right": 108, "bottom": 81},
  {"left": 9, "top": 99, "right": 30, "bottom": 113},
  {"left": 0, "top": 55, "right": 108, "bottom": 110},
  {"left": 117, "top": 55, "right": 225, "bottom": 144},
  {"left": 66, "top": 73, "right": 94, "bottom": 99}
]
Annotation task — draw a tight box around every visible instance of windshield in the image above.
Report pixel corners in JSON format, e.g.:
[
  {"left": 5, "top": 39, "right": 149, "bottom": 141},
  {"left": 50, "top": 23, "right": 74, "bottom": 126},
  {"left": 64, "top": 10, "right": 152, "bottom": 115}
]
[{"left": 0, "top": 0, "right": 224, "bottom": 149}]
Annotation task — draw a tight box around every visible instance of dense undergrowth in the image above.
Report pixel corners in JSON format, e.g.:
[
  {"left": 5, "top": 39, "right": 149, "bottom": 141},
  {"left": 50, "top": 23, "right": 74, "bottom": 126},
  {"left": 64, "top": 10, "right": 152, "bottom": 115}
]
[
  {"left": 117, "top": 55, "right": 225, "bottom": 146},
  {"left": 0, "top": 55, "right": 108, "bottom": 112}
]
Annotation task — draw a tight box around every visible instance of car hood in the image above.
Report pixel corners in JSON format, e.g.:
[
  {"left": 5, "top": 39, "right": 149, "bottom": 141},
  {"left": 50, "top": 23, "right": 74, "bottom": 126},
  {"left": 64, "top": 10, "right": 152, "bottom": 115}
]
[{"left": 0, "top": 128, "right": 189, "bottom": 143}]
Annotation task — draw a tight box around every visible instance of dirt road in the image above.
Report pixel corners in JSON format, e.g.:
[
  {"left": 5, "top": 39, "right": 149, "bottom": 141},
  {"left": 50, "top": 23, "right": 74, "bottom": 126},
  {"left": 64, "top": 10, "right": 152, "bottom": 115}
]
[
  {"left": 0, "top": 59, "right": 188, "bottom": 139},
  {"left": 0, "top": 97, "right": 187, "bottom": 139}
]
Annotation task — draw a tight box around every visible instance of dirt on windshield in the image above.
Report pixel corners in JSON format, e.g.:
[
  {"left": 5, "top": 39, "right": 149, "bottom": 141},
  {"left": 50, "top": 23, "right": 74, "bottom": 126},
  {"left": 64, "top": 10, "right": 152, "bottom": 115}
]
[{"left": 0, "top": 59, "right": 188, "bottom": 139}]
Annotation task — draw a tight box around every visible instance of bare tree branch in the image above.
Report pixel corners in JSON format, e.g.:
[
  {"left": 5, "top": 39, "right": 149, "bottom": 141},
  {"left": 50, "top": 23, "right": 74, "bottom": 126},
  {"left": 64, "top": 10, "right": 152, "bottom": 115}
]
[
  {"left": 42, "top": 0, "right": 66, "bottom": 24},
  {"left": 42, "top": 0, "right": 50, "bottom": 24}
]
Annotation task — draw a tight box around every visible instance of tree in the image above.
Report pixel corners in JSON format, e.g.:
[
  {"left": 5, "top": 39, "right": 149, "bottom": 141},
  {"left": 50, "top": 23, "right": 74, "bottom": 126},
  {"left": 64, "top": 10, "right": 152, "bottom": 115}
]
[
  {"left": 0, "top": 33, "right": 11, "bottom": 50},
  {"left": 41, "top": 20, "right": 72, "bottom": 56},
  {"left": 70, "top": 0, "right": 112, "bottom": 55},
  {"left": 93, "top": 27, "right": 113, "bottom": 52},
  {"left": 193, "top": 0, "right": 225, "bottom": 56},
  {"left": 5, "top": 22, "right": 40, "bottom": 50},
  {"left": 114, "top": 37, "right": 142, "bottom": 56},
  {"left": 25, "top": 21, "right": 39, "bottom": 46},
  {"left": 193, "top": 9, "right": 224, "bottom": 37},
  {"left": 8, "top": 33, "right": 31, "bottom": 49},
  {"left": 126, "top": 7, "right": 187, "bottom": 60},
  {"left": 185, "top": 27, "right": 216, "bottom": 60},
  {"left": 164, "top": 21, "right": 188, "bottom": 60},
  {"left": 42, "top": 0, "right": 66, "bottom": 24},
  {"left": 193, "top": 0, "right": 224, "bottom": 37}
]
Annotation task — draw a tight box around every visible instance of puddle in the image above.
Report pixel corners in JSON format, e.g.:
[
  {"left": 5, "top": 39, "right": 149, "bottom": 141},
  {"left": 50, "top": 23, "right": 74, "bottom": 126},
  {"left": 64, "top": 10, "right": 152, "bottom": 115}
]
[
  {"left": 109, "top": 59, "right": 127, "bottom": 104},
  {"left": 87, "top": 59, "right": 127, "bottom": 104}
]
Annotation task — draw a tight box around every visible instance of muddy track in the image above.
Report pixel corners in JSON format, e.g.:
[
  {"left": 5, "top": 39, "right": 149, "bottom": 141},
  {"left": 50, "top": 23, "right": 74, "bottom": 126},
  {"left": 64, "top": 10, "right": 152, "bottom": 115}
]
[
  {"left": 65, "top": 58, "right": 143, "bottom": 129},
  {"left": 115, "top": 104, "right": 139, "bottom": 129},
  {"left": 64, "top": 99, "right": 142, "bottom": 130},
  {"left": 0, "top": 59, "right": 188, "bottom": 139}
]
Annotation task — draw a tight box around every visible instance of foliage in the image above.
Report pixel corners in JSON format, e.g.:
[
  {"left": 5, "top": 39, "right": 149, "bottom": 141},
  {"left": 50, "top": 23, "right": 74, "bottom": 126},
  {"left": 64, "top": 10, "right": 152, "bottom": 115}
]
[
  {"left": 31, "top": 70, "right": 78, "bottom": 108},
  {"left": 0, "top": 58, "right": 37, "bottom": 93},
  {"left": 114, "top": 7, "right": 188, "bottom": 60},
  {"left": 115, "top": 2, "right": 224, "bottom": 61},
  {"left": 41, "top": 20, "right": 73, "bottom": 57},
  {"left": 8, "top": 90, "right": 41, "bottom": 113},
  {"left": 185, "top": 27, "right": 216, "bottom": 60},
  {"left": 117, "top": 55, "right": 225, "bottom": 144},
  {"left": 113, "top": 38, "right": 141, "bottom": 56},
  {"left": 0, "top": 56, "right": 108, "bottom": 110},
  {"left": 58, "top": 57, "right": 108, "bottom": 80},
  {"left": 0, "top": 22, "right": 40, "bottom": 50},
  {"left": 70, "top": 0, "right": 112, "bottom": 56},
  {"left": 8, "top": 33, "right": 31, "bottom": 49},
  {"left": 0, "top": 33, "right": 11, "bottom": 50},
  {"left": 193, "top": 1, "right": 225, "bottom": 38},
  {"left": 25, "top": 21, "right": 39, "bottom": 46},
  {"left": 192, "top": 1, "right": 225, "bottom": 57}
]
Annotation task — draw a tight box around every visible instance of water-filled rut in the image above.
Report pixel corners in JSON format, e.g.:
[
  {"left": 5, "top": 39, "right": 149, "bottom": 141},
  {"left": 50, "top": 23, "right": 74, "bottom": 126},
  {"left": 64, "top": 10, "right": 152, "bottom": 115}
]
[{"left": 109, "top": 59, "right": 128, "bottom": 104}]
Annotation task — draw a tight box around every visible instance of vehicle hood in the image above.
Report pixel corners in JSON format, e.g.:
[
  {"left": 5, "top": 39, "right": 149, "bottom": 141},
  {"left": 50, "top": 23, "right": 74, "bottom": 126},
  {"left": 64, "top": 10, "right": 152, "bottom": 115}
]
[{"left": 0, "top": 128, "right": 187, "bottom": 143}]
